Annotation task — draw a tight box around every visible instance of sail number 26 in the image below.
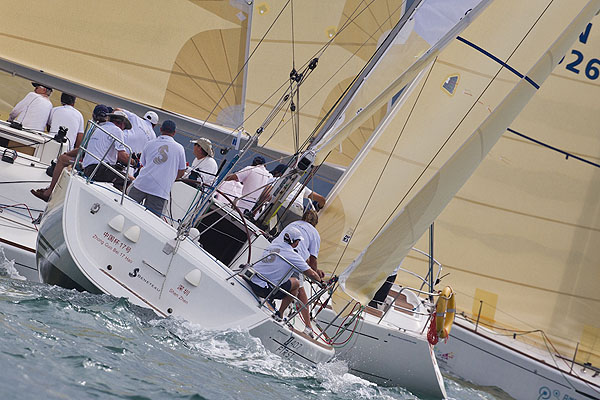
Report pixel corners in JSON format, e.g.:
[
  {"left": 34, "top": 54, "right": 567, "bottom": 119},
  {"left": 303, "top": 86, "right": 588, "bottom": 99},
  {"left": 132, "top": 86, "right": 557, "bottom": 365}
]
[{"left": 558, "top": 23, "right": 598, "bottom": 80}]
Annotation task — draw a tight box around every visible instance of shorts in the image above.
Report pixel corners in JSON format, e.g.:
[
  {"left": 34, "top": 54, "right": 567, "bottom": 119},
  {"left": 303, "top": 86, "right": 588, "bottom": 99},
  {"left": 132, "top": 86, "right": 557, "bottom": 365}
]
[
  {"left": 83, "top": 163, "right": 119, "bottom": 183},
  {"left": 246, "top": 278, "right": 293, "bottom": 300}
]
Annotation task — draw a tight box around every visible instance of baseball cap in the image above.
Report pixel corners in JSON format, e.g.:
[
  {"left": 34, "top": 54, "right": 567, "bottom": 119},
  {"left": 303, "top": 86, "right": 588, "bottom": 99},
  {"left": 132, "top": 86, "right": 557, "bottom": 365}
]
[
  {"left": 143, "top": 111, "right": 159, "bottom": 125},
  {"left": 160, "top": 120, "right": 176, "bottom": 133},
  {"left": 283, "top": 226, "right": 303, "bottom": 243},
  {"left": 93, "top": 104, "right": 110, "bottom": 121},
  {"left": 252, "top": 155, "right": 266, "bottom": 165}
]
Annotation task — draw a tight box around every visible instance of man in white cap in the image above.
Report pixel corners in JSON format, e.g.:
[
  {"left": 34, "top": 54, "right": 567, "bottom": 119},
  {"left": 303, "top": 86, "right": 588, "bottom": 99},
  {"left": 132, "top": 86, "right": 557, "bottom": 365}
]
[
  {"left": 247, "top": 226, "right": 323, "bottom": 317},
  {"left": 82, "top": 110, "right": 132, "bottom": 182},
  {"left": 115, "top": 108, "right": 158, "bottom": 155},
  {"left": 8, "top": 82, "right": 53, "bottom": 131},
  {"left": 128, "top": 120, "right": 186, "bottom": 216},
  {"left": 185, "top": 138, "right": 218, "bottom": 185}
]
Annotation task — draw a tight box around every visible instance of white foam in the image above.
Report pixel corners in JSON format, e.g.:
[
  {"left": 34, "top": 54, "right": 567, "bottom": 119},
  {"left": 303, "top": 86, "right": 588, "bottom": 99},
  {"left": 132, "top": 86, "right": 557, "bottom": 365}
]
[{"left": 0, "top": 246, "right": 26, "bottom": 281}]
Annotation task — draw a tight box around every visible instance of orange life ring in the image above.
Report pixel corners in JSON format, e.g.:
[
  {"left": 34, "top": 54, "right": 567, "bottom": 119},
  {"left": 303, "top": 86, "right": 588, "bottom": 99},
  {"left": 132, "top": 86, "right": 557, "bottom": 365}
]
[{"left": 435, "top": 286, "right": 456, "bottom": 339}]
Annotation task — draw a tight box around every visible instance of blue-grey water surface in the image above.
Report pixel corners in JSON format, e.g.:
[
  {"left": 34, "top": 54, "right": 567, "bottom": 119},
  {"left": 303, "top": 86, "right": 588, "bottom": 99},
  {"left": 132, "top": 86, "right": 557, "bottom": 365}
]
[{"left": 0, "top": 261, "right": 508, "bottom": 399}]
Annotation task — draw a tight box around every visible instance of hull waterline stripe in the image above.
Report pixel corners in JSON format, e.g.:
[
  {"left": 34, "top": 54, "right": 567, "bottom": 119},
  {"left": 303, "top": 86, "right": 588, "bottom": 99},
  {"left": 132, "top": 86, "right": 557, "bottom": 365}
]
[
  {"left": 0, "top": 237, "right": 35, "bottom": 253},
  {"left": 456, "top": 36, "right": 540, "bottom": 89}
]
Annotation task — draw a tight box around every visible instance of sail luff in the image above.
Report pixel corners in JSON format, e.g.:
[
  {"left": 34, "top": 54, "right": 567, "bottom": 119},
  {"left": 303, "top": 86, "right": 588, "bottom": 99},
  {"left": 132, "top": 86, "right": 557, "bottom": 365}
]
[
  {"left": 313, "top": 0, "right": 492, "bottom": 164},
  {"left": 339, "top": 0, "right": 600, "bottom": 306},
  {"left": 309, "top": 0, "right": 425, "bottom": 145}
]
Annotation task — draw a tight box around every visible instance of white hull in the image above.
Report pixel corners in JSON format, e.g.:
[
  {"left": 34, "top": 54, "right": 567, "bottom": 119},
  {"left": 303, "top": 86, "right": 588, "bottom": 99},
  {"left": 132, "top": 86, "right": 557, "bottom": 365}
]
[
  {"left": 0, "top": 121, "right": 57, "bottom": 282},
  {"left": 435, "top": 316, "right": 600, "bottom": 400},
  {"left": 37, "top": 172, "right": 334, "bottom": 366},
  {"left": 316, "top": 295, "right": 447, "bottom": 399}
]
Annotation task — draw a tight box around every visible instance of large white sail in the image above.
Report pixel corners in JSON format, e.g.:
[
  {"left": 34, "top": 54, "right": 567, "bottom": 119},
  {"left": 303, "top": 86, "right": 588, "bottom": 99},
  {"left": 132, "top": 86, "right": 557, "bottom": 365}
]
[
  {"left": 411, "top": 15, "right": 600, "bottom": 364},
  {"left": 0, "top": 0, "right": 251, "bottom": 128},
  {"left": 317, "top": 0, "right": 600, "bottom": 309}
]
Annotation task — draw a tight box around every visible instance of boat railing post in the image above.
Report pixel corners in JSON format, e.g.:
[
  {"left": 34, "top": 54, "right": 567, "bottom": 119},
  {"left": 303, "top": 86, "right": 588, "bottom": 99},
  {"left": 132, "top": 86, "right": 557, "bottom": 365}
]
[
  {"left": 571, "top": 342, "right": 579, "bottom": 373},
  {"left": 475, "top": 300, "right": 483, "bottom": 332}
]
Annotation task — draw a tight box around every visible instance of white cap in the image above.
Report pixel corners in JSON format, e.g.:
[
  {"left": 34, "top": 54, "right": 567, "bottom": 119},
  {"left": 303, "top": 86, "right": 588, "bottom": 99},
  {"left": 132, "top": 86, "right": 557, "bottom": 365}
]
[
  {"left": 283, "top": 226, "right": 303, "bottom": 243},
  {"left": 143, "top": 111, "right": 159, "bottom": 125}
]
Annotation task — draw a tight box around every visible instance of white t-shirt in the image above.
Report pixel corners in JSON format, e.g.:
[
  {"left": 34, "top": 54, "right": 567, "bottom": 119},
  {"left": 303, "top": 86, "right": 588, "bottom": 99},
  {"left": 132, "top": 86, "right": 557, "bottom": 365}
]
[
  {"left": 235, "top": 164, "right": 271, "bottom": 211},
  {"left": 82, "top": 122, "right": 126, "bottom": 168},
  {"left": 121, "top": 109, "right": 156, "bottom": 154},
  {"left": 215, "top": 180, "right": 243, "bottom": 203},
  {"left": 274, "top": 220, "right": 320, "bottom": 261},
  {"left": 283, "top": 182, "right": 312, "bottom": 210},
  {"left": 8, "top": 92, "right": 52, "bottom": 131},
  {"left": 251, "top": 241, "right": 310, "bottom": 288},
  {"left": 48, "top": 105, "right": 85, "bottom": 151},
  {"left": 184, "top": 156, "right": 218, "bottom": 185},
  {"left": 133, "top": 135, "right": 186, "bottom": 199}
]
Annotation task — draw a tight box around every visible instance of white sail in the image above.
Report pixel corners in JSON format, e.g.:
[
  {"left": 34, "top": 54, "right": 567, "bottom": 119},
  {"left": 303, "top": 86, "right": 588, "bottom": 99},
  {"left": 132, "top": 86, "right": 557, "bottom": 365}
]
[
  {"left": 316, "top": 0, "right": 600, "bottom": 308},
  {"left": 413, "top": 15, "right": 600, "bottom": 364}
]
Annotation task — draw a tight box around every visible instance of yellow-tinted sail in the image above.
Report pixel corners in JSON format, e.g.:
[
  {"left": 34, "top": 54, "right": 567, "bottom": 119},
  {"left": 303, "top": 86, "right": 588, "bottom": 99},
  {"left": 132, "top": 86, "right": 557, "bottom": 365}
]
[{"left": 0, "top": 0, "right": 251, "bottom": 127}]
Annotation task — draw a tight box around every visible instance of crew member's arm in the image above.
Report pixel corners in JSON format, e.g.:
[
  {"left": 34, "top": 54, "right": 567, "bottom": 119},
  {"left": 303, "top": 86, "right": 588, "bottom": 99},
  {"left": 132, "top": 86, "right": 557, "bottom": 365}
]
[
  {"left": 117, "top": 150, "right": 130, "bottom": 164},
  {"left": 176, "top": 169, "right": 186, "bottom": 180},
  {"left": 303, "top": 267, "right": 322, "bottom": 283},
  {"left": 224, "top": 173, "right": 239, "bottom": 181},
  {"left": 308, "top": 191, "right": 326, "bottom": 209}
]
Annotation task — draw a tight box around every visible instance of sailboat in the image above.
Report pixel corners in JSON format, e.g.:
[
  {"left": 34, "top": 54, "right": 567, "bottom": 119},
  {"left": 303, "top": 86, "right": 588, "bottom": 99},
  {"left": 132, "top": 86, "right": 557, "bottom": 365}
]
[
  {"left": 426, "top": 13, "right": 600, "bottom": 400},
  {"left": 302, "top": 0, "right": 600, "bottom": 398}
]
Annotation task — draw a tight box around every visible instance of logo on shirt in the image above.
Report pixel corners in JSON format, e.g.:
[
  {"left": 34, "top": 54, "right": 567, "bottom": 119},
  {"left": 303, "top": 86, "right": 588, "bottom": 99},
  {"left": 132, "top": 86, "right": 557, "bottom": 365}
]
[{"left": 153, "top": 145, "right": 169, "bottom": 165}]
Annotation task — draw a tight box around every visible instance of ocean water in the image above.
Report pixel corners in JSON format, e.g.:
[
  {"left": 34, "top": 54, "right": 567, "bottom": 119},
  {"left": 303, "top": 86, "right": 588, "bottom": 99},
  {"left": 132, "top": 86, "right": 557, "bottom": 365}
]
[{"left": 0, "top": 262, "right": 507, "bottom": 400}]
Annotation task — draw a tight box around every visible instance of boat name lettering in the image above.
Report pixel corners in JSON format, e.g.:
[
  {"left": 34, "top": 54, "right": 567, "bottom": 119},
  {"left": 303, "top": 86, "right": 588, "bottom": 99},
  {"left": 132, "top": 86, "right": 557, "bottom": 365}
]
[
  {"left": 103, "top": 232, "right": 131, "bottom": 253},
  {"left": 92, "top": 233, "right": 133, "bottom": 263},
  {"left": 275, "top": 336, "right": 303, "bottom": 359},
  {"left": 128, "top": 269, "right": 160, "bottom": 292},
  {"left": 169, "top": 287, "right": 189, "bottom": 304}
]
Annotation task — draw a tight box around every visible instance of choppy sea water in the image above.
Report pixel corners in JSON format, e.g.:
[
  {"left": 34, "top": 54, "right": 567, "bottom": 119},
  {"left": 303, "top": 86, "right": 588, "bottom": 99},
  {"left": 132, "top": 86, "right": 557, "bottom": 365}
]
[{"left": 0, "top": 258, "right": 508, "bottom": 400}]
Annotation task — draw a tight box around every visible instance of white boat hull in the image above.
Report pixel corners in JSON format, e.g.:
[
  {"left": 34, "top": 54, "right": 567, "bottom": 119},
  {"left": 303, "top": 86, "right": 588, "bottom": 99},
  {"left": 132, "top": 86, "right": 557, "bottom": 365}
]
[
  {"left": 435, "top": 317, "right": 600, "bottom": 400},
  {"left": 37, "top": 172, "right": 334, "bottom": 366},
  {"left": 317, "top": 306, "right": 447, "bottom": 399}
]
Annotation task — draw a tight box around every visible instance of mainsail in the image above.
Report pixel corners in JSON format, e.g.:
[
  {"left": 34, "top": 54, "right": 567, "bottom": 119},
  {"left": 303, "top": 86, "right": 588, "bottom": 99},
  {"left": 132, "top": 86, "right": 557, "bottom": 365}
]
[
  {"left": 0, "top": 0, "right": 251, "bottom": 128},
  {"left": 413, "top": 15, "right": 600, "bottom": 364},
  {"left": 315, "top": 0, "right": 600, "bottom": 311}
]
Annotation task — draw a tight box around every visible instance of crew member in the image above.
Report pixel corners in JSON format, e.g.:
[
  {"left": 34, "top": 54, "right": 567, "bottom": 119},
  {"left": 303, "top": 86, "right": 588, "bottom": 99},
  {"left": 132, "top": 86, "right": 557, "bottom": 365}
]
[
  {"left": 128, "top": 120, "right": 186, "bottom": 216},
  {"left": 247, "top": 227, "right": 323, "bottom": 317},
  {"left": 8, "top": 82, "right": 53, "bottom": 131},
  {"left": 224, "top": 155, "right": 271, "bottom": 213},
  {"left": 185, "top": 138, "right": 218, "bottom": 185},
  {"left": 47, "top": 92, "right": 84, "bottom": 151}
]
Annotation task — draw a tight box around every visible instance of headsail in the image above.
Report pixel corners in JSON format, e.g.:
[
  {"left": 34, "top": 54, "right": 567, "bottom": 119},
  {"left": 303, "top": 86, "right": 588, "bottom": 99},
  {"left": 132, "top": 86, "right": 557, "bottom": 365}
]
[
  {"left": 317, "top": 0, "right": 600, "bottom": 309},
  {"left": 413, "top": 15, "right": 600, "bottom": 364}
]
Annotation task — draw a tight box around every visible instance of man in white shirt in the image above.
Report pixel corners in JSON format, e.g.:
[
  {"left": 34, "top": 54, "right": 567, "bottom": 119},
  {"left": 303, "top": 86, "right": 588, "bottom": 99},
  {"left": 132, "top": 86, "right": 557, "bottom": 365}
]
[
  {"left": 128, "top": 120, "right": 186, "bottom": 215},
  {"left": 82, "top": 110, "right": 132, "bottom": 182},
  {"left": 247, "top": 227, "right": 322, "bottom": 317},
  {"left": 185, "top": 138, "right": 218, "bottom": 185},
  {"left": 224, "top": 155, "right": 271, "bottom": 213},
  {"left": 273, "top": 209, "right": 324, "bottom": 334},
  {"left": 118, "top": 109, "right": 158, "bottom": 155},
  {"left": 267, "top": 164, "right": 326, "bottom": 229},
  {"left": 31, "top": 104, "right": 110, "bottom": 202},
  {"left": 8, "top": 82, "right": 53, "bottom": 131},
  {"left": 47, "top": 93, "right": 85, "bottom": 151}
]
